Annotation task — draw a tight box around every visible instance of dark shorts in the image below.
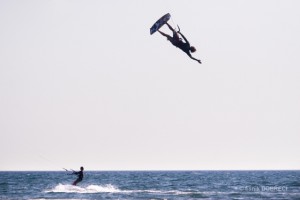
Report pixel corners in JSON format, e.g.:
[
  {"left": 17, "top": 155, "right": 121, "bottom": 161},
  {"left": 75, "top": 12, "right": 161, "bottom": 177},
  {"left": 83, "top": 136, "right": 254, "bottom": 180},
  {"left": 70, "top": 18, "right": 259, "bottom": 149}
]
[{"left": 73, "top": 178, "right": 83, "bottom": 185}]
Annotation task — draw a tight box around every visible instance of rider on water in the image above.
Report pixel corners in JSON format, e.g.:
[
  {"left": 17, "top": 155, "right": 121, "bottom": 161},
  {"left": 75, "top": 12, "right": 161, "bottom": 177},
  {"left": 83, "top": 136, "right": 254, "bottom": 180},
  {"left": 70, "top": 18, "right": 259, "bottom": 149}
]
[
  {"left": 72, "top": 166, "right": 84, "bottom": 185},
  {"left": 158, "top": 22, "right": 201, "bottom": 64}
]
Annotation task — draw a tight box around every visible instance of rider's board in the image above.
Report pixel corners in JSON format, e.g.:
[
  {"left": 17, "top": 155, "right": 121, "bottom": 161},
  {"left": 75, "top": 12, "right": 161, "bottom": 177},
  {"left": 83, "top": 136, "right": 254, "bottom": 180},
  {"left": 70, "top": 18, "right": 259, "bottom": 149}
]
[{"left": 150, "top": 13, "right": 171, "bottom": 35}]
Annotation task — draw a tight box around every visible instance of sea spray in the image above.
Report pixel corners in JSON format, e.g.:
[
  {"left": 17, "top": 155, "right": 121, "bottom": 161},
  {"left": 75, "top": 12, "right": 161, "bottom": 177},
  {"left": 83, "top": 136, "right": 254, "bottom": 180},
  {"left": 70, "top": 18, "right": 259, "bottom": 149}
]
[{"left": 45, "top": 183, "right": 121, "bottom": 193}]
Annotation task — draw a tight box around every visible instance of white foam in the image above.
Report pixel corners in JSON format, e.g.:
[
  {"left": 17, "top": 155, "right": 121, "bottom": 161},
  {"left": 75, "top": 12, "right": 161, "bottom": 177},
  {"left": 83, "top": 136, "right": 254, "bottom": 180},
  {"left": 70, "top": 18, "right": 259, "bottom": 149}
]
[
  {"left": 31, "top": 199, "right": 88, "bottom": 200},
  {"left": 45, "top": 184, "right": 121, "bottom": 194},
  {"left": 45, "top": 183, "right": 210, "bottom": 196}
]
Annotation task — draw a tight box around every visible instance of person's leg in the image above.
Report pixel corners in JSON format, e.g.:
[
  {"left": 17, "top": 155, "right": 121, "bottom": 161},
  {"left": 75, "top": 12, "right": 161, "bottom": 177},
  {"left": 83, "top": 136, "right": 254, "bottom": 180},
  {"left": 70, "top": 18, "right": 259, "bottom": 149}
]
[
  {"left": 165, "top": 23, "right": 180, "bottom": 41},
  {"left": 158, "top": 30, "right": 172, "bottom": 40},
  {"left": 73, "top": 179, "right": 79, "bottom": 185},
  {"left": 172, "top": 31, "right": 180, "bottom": 41},
  {"left": 166, "top": 22, "right": 175, "bottom": 32}
]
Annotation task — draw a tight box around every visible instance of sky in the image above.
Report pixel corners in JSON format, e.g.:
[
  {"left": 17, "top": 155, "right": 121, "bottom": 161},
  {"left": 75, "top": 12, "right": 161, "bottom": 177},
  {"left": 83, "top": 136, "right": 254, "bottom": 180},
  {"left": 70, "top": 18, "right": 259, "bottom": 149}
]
[{"left": 0, "top": 0, "right": 299, "bottom": 171}]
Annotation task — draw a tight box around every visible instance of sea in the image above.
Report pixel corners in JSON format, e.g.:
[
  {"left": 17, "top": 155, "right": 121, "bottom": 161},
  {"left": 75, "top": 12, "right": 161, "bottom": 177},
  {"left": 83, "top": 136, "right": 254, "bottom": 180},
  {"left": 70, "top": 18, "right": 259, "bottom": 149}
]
[{"left": 0, "top": 171, "right": 299, "bottom": 200}]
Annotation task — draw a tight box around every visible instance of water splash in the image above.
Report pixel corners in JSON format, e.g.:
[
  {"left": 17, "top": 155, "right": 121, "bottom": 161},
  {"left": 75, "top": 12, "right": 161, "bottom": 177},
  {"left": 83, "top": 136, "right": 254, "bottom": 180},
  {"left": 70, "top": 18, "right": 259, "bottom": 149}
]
[{"left": 45, "top": 184, "right": 121, "bottom": 193}]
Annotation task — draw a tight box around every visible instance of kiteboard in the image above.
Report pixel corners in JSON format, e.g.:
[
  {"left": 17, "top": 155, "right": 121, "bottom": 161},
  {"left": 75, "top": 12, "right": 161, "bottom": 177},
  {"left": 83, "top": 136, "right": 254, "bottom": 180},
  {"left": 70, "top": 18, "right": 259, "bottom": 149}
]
[{"left": 150, "top": 13, "right": 171, "bottom": 35}]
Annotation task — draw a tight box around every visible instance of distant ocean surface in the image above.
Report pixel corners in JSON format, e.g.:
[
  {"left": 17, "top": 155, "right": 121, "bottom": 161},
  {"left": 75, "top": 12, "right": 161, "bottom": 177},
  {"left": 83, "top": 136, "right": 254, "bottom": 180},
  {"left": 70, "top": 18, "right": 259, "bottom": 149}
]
[{"left": 0, "top": 171, "right": 299, "bottom": 200}]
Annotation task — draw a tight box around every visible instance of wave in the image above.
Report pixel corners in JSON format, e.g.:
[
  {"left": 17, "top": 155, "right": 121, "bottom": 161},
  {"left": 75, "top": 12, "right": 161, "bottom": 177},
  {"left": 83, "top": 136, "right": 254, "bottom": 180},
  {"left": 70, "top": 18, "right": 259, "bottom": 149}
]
[
  {"left": 45, "top": 184, "right": 208, "bottom": 195},
  {"left": 45, "top": 184, "right": 248, "bottom": 197},
  {"left": 45, "top": 184, "right": 121, "bottom": 194}
]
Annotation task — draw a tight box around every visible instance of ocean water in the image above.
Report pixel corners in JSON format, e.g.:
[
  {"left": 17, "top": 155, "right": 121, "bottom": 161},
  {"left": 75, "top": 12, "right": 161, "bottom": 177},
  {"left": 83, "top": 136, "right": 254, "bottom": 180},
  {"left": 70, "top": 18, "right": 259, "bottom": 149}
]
[{"left": 0, "top": 171, "right": 299, "bottom": 200}]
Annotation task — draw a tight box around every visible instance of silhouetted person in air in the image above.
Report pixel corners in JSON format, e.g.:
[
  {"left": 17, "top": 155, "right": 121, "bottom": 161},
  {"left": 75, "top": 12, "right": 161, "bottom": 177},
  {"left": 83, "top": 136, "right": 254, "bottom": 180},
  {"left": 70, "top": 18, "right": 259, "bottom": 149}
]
[
  {"left": 158, "top": 22, "right": 201, "bottom": 64},
  {"left": 72, "top": 166, "right": 84, "bottom": 185}
]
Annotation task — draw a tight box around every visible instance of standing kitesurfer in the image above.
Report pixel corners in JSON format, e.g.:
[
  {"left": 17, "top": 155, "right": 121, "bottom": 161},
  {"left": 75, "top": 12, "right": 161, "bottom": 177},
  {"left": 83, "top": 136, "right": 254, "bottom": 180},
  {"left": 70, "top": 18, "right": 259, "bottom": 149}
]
[
  {"left": 72, "top": 166, "right": 84, "bottom": 185},
  {"left": 158, "top": 22, "right": 201, "bottom": 64}
]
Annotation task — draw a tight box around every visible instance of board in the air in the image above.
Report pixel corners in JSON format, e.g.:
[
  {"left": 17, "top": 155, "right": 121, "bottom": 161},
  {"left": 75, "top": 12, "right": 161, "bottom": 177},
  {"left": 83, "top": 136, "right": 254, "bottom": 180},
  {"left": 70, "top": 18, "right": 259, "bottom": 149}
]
[{"left": 150, "top": 13, "right": 171, "bottom": 35}]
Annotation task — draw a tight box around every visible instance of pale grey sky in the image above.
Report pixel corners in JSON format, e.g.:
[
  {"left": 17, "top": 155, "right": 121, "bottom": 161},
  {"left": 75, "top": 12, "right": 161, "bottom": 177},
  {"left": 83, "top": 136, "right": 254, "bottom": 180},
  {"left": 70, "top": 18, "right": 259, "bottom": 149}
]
[{"left": 0, "top": 0, "right": 299, "bottom": 170}]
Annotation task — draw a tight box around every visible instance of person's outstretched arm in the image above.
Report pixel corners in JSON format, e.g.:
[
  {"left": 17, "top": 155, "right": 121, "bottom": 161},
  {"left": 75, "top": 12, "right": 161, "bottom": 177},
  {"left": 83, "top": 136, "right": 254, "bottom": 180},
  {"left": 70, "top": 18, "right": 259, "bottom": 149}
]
[
  {"left": 190, "top": 56, "right": 202, "bottom": 64},
  {"left": 72, "top": 171, "right": 79, "bottom": 175},
  {"left": 186, "top": 51, "right": 202, "bottom": 64}
]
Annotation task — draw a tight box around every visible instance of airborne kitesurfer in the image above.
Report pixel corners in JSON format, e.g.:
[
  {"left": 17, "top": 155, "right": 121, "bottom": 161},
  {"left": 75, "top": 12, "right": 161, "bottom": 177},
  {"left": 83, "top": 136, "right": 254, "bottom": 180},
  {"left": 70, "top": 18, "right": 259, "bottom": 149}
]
[{"left": 158, "top": 23, "right": 201, "bottom": 64}]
